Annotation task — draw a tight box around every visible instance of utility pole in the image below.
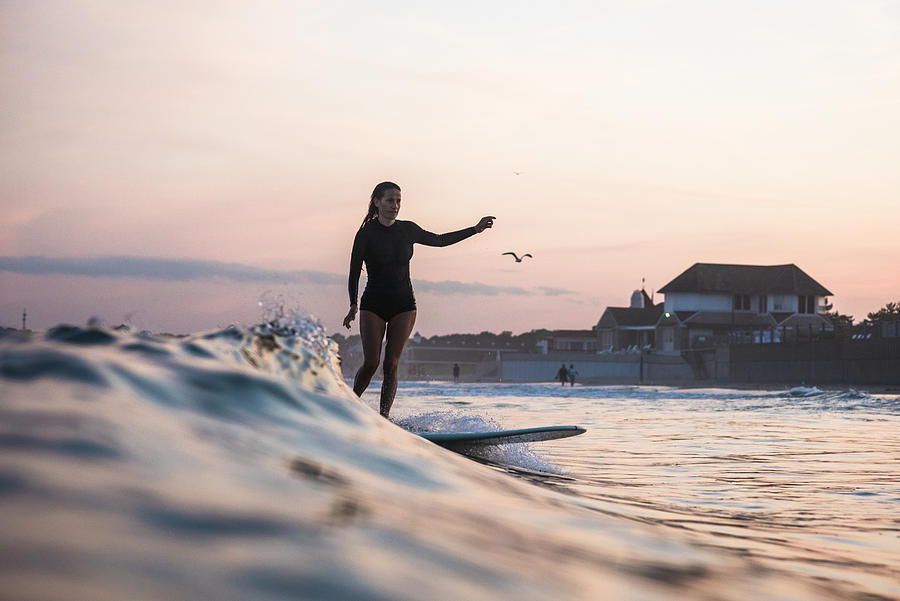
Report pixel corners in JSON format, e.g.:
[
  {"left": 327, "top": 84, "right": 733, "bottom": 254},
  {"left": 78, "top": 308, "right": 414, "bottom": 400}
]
[{"left": 22, "top": 308, "right": 27, "bottom": 331}]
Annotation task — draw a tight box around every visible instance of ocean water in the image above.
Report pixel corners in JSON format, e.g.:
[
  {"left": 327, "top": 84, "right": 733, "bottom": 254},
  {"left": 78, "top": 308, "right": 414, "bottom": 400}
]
[{"left": 1, "top": 320, "right": 898, "bottom": 601}]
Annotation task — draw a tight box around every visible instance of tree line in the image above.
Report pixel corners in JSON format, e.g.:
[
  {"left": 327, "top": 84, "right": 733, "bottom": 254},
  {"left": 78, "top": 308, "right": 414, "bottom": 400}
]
[
  {"left": 331, "top": 301, "right": 899, "bottom": 351},
  {"left": 331, "top": 328, "right": 555, "bottom": 354},
  {"left": 824, "top": 300, "right": 900, "bottom": 332}
]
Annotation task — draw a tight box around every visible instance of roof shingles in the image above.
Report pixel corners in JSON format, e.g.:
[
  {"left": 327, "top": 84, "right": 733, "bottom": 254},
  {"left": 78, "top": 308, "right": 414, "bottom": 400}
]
[
  {"left": 658, "top": 263, "right": 832, "bottom": 296},
  {"left": 597, "top": 305, "right": 663, "bottom": 328}
]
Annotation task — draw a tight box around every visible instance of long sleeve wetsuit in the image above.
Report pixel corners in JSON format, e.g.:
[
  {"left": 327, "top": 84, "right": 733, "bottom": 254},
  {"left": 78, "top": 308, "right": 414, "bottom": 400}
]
[{"left": 348, "top": 220, "right": 477, "bottom": 321}]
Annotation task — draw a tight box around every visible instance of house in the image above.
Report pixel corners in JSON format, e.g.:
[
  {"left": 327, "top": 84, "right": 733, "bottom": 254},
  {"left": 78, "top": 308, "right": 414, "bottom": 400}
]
[
  {"left": 656, "top": 263, "right": 833, "bottom": 350},
  {"left": 594, "top": 288, "right": 663, "bottom": 350},
  {"left": 537, "top": 330, "right": 600, "bottom": 354}
]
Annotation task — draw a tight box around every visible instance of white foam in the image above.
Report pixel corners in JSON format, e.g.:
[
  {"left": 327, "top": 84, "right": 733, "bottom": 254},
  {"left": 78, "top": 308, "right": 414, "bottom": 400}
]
[
  {"left": 395, "top": 410, "right": 563, "bottom": 475},
  {"left": 789, "top": 386, "right": 821, "bottom": 397}
]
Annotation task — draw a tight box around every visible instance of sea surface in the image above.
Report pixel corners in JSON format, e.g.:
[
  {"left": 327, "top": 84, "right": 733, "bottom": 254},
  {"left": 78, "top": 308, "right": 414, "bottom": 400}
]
[{"left": 1, "top": 319, "right": 898, "bottom": 601}]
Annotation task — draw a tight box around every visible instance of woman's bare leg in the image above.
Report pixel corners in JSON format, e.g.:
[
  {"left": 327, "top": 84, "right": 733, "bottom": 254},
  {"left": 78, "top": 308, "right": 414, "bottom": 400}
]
[
  {"left": 380, "top": 310, "right": 417, "bottom": 418},
  {"left": 354, "top": 310, "right": 386, "bottom": 397}
]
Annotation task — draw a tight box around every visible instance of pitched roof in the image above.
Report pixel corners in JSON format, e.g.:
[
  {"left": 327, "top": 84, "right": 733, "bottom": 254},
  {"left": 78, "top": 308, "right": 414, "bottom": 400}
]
[
  {"left": 596, "top": 304, "right": 664, "bottom": 328},
  {"left": 658, "top": 263, "right": 832, "bottom": 296}
]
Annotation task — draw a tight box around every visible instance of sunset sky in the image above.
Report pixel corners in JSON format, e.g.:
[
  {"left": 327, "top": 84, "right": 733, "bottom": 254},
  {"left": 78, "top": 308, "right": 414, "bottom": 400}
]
[{"left": 1, "top": 1, "right": 898, "bottom": 336}]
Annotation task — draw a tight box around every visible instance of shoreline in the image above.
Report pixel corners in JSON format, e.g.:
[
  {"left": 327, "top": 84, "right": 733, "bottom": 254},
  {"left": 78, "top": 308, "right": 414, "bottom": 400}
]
[{"left": 361, "top": 376, "right": 900, "bottom": 394}]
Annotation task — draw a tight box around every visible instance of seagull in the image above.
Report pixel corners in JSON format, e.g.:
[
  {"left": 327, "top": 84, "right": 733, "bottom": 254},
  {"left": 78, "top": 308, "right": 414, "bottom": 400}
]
[
  {"left": 502, "top": 252, "right": 532, "bottom": 262},
  {"left": 513, "top": 171, "right": 522, "bottom": 175}
]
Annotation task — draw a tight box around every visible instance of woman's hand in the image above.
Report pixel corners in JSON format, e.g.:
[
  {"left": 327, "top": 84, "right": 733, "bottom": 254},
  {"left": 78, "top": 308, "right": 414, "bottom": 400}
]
[
  {"left": 343, "top": 305, "right": 357, "bottom": 329},
  {"left": 475, "top": 216, "right": 496, "bottom": 233}
]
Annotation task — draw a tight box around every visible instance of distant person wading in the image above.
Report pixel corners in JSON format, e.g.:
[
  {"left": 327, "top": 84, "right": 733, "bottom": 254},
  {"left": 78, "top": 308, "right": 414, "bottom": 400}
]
[{"left": 343, "top": 181, "right": 495, "bottom": 418}]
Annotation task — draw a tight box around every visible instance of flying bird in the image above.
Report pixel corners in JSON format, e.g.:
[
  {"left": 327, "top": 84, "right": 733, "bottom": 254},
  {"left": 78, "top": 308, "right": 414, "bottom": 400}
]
[{"left": 502, "top": 252, "right": 533, "bottom": 263}]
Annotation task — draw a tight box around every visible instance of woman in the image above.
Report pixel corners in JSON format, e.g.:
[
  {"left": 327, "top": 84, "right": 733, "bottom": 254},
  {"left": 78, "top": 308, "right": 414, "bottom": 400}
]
[{"left": 343, "top": 181, "right": 494, "bottom": 418}]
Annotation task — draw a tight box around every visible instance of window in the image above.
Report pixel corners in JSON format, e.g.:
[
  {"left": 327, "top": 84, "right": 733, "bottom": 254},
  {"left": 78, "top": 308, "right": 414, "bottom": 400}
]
[
  {"left": 758, "top": 295, "right": 767, "bottom": 313},
  {"left": 798, "top": 295, "right": 816, "bottom": 314},
  {"left": 733, "top": 294, "right": 750, "bottom": 311}
]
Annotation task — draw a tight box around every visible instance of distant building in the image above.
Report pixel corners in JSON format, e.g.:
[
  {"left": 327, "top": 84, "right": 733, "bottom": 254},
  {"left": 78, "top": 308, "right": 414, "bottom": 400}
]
[
  {"left": 656, "top": 263, "right": 833, "bottom": 350},
  {"left": 538, "top": 329, "right": 600, "bottom": 354},
  {"left": 594, "top": 288, "right": 663, "bottom": 351},
  {"left": 401, "top": 343, "right": 504, "bottom": 381}
]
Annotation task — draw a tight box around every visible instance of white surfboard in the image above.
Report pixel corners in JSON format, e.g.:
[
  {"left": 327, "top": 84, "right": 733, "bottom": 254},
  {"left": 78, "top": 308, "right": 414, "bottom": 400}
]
[{"left": 418, "top": 425, "right": 586, "bottom": 448}]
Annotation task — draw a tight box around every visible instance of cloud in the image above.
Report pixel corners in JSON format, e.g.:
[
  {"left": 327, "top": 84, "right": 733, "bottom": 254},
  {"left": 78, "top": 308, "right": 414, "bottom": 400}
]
[
  {"left": 0, "top": 256, "right": 556, "bottom": 297},
  {"left": 0, "top": 255, "right": 342, "bottom": 285},
  {"left": 536, "top": 286, "right": 575, "bottom": 296},
  {"left": 412, "top": 279, "right": 529, "bottom": 296}
]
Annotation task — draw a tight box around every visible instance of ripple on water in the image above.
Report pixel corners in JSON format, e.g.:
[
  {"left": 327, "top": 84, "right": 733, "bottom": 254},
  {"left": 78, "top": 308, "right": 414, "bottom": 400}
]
[
  {"left": 0, "top": 434, "right": 122, "bottom": 460},
  {"left": 137, "top": 504, "right": 293, "bottom": 538},
  {"left": 1, "top": 349, "right": 108, "bottom": 387},
  {"left": 45, "top": 325, "right": 117, "bottom": 346}
]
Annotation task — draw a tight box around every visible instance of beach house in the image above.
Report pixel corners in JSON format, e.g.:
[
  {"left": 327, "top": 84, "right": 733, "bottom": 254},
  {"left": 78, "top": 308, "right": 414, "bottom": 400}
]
[
  {"left": 594, "top": 288, "right": 663, "bottom": 351},
  {"left": 655, "top": 263, "right": 833, "bottom": 350}
]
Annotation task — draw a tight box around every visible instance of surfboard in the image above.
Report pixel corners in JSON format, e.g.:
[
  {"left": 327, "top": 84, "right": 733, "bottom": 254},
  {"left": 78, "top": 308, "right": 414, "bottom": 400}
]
[{"left": 418, "top": 425, "right": 586, "bottom": 448}]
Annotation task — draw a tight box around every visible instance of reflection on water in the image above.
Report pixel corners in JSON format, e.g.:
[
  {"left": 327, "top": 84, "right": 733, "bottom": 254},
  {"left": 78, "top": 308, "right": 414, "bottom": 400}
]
[
  {"left": 392, "top": 383, "right": 900, "bottom": 600},
  {"left": 1, "top": 324, "right": 897, "bottom": 601}
]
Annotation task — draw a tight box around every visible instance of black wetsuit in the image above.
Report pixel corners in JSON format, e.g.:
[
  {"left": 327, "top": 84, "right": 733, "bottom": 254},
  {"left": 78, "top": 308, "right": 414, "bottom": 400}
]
[{"left": 349, "top": 219, "right": 477, "bottom": 321}]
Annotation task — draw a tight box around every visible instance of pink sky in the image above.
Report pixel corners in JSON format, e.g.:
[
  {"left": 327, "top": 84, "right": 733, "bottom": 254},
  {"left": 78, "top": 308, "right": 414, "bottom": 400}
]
[{"left": 1, "top": 1, "right": 898, "bottom": 336}]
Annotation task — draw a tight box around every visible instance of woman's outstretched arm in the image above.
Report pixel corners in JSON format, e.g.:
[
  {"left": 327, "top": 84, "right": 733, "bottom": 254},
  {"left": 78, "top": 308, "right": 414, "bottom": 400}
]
[{"left": 415, "top": 216, "right": 495, "bottom": 247}]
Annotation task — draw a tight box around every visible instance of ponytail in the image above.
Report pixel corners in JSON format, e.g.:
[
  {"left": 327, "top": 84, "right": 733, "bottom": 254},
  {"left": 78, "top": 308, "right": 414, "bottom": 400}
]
[
  {"left": 360, "top": 181, "right": 401, "bottom": 229},
  {"left": 359, "top": 201, "right": 377, "bottom": 229}
]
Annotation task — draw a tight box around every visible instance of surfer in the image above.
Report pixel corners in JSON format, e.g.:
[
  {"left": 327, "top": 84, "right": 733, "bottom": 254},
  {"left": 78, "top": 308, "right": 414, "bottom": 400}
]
[{"left": 343, "top": 181, "right": 494, "bottom": 418}]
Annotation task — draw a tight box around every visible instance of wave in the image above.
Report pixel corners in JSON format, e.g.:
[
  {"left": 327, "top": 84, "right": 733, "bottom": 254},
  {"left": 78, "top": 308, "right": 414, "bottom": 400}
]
[{"left": 0, "top": 320, "right": 859, "bottom": 601}]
